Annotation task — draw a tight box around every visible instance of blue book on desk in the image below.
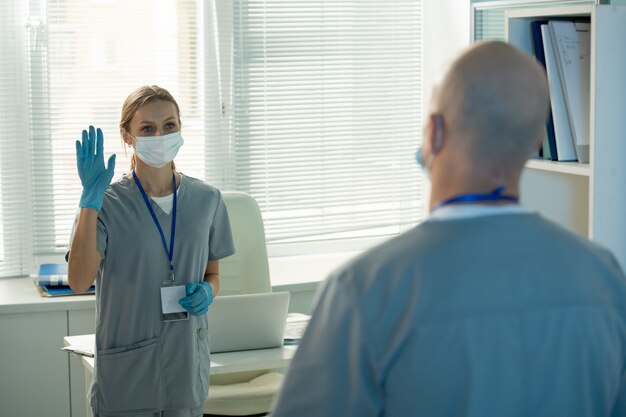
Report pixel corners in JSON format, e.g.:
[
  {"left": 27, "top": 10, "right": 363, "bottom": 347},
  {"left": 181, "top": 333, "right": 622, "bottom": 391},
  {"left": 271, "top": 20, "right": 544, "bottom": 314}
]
[
  {"left": 34, "top": 263, "right": 95, "bottom": 297},
  {"left": 531, "top": 19, "right": 558, "bottom": 161}
]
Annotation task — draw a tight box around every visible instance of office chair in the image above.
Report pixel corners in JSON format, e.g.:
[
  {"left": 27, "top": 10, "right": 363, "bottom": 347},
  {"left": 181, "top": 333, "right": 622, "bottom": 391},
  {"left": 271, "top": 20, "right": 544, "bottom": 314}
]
[{"left": 203, "top": 192, "right": 285, "bottom": 416}]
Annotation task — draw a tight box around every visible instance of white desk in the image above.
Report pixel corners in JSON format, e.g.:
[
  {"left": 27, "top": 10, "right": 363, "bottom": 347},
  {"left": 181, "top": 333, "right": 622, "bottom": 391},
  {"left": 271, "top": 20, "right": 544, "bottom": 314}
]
[
  {"left": 0, "top": 277, "right": 311, "bottom": 417},
  {"left": 64, "top": 334, "right": 297, "bottom": 375},
  {"left": 64, "top": 334, "right": 297, "bottom": 416},
  {"left": 0, "top": 276, "right": 95, "bottom": 314}
]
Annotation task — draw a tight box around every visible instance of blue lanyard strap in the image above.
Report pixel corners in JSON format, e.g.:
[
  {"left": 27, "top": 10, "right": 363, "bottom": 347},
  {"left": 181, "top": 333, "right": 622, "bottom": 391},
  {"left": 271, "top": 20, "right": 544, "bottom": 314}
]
[
  {"left": 432, "top": 186, "right": 518, "bottom": 211},
  {"left": 132, "top": 170, "right": 177, "bottom": 279}
]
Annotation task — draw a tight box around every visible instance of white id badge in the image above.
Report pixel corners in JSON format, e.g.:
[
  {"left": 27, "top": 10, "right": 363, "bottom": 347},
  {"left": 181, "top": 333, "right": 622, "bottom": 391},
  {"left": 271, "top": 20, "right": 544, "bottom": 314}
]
[{"left": 160, "top": 282, "right": 189, "bottom": 322}]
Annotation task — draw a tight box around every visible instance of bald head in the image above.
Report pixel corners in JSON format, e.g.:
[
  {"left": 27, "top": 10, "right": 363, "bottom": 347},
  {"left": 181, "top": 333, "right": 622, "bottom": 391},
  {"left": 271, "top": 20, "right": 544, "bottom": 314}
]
[{"left": 433, "top": 41, "right": 549, "bottom": 170}]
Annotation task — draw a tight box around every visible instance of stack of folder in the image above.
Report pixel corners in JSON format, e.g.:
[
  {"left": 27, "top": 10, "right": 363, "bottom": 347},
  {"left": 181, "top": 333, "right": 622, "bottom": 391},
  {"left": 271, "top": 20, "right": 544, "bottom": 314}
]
[
  {"left": 33, "top": 263, "right": 95, "bottom": 297},
  {"left": 530, "top": 19, "right": 590, "bottom": 163}
]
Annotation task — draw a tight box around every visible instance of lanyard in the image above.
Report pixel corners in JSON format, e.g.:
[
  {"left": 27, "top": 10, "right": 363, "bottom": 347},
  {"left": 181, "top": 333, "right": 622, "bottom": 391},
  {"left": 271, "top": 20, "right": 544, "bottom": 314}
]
[
  {"left": 132, "top": 170, "right": 177, "bottom": 281},
  {"left": 432, "top": 186, "right": 518, "bottom": 212}
]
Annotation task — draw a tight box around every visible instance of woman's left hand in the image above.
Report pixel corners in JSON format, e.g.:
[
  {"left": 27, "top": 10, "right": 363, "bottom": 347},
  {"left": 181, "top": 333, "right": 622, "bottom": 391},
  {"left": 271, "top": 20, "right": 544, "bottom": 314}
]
[{"left": 179, "top": 282, "right": 213, "bottom": 315}]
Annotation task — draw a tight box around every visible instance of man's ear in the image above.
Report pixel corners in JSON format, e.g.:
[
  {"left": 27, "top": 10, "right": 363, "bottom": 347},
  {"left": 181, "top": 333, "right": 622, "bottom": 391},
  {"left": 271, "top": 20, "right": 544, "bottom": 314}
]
[{"left": 430, "top": 113, "right": 444, "bottom": 154}]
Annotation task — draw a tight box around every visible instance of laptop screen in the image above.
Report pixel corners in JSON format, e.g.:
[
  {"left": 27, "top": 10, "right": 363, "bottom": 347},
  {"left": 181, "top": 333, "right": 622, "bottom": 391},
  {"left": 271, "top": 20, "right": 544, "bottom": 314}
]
[{"left": 207, "top": 291, "right": 290, "bottom": 353}]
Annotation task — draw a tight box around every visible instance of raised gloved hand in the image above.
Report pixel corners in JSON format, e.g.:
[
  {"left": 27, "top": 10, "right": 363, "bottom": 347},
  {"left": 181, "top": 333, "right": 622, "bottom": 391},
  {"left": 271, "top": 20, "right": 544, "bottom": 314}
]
[
  {"left": 179, "top": 282, "right": 213, "bottom": 315},
  {"left": 75, "top": 125, "right": 116, "bottom": 211}
]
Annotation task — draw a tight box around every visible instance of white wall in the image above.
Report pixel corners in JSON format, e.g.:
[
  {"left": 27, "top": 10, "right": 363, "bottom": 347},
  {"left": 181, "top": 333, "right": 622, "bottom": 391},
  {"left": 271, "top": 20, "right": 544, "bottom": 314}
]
[
  {"left": 422, "top": 1, "right": 472, "bottom": 109},
  {"left": 420, "top": 1, "right": 471, "bottom": 211}
]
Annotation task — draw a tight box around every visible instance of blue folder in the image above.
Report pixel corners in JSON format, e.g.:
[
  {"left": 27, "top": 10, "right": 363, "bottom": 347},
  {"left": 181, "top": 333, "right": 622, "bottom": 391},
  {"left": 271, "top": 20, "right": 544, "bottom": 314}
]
[{"left": 35, "top": 263, "right": 95, "bottom": 297}]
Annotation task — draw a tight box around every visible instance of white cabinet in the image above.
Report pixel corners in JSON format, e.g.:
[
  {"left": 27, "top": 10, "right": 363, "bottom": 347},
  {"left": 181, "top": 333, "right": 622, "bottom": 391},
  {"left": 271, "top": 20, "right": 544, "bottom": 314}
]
[
  {"left": 505, "top": 4, "right": 626, "bottom": 270},
  {"left": 0, "top": 278, "right": 95, "bottom": 417},
  {"left": 68, "top": 309, "right": 97, "bottom": 417},
  {"left": 0, "top": 276, "right": 312, "bottom": 417},
  {"left": 0, "top": 311, "right": 70, "bottom": 416}
]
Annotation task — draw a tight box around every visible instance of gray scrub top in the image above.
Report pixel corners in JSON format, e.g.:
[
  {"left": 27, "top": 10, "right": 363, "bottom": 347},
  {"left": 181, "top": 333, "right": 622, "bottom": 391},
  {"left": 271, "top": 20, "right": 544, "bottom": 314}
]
[
  {"left": 72, "top": 173, "right": 235, "bottom": 415},
  {"left": 271, "top": 212, "right": 626, "bottom": 417}
]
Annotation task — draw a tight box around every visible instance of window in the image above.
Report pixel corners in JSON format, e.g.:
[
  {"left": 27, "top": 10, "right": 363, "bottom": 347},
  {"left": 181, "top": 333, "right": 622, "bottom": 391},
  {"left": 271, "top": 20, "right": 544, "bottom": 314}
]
[
  {"left": 28, "top": 0, "right": 207, "bottom": 257},
  {"left": 227, "top": 0, "right": 424, "bottom": 245},
  {"left": 473, "top": 8, "right": 505, "bottom": 41},
  {"left": 0, "top": 0, "right": 423, "bottom": 278},
  {"left": 0, "top": 0, "right": 31, "bottom": 277}
]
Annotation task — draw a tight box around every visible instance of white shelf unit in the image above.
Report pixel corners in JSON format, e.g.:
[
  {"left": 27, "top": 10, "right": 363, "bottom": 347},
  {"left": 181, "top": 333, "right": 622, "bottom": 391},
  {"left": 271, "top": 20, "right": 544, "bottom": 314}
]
[{"left": 506, "top": 4, "right": 626, "bottom": 270}]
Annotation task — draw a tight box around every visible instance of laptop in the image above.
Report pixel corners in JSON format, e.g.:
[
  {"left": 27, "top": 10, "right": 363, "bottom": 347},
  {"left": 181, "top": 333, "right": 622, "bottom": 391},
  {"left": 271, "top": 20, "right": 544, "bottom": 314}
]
[{"left": 207, "top": 291, "right": 290, "bottom": 353}]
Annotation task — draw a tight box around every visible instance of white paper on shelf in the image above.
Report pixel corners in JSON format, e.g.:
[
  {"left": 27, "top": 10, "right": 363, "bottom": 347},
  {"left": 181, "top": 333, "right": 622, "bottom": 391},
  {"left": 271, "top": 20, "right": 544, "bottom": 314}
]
[
  {"left": 549, "top": 20, "right": 591, "bottom": 163},
  {"left": 541, "top": 24, "right": 577, "bottom": 161}
]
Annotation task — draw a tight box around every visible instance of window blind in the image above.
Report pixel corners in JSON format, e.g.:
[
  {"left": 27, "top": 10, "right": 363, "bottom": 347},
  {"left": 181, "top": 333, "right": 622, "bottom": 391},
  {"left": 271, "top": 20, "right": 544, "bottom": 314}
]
[
  {"left": 0, "top": 0, "right": 32, "bottom": 276},
  {"left": 27, "top": 0, "right": 208, "bottom": 255},
  {"left": 230, "top": 0, "right": 424, "bottom": 243},
  {"left": 0, "top": 0, "right": 423, "bottom": 277},
  {"left": 473, "top": 8, "right": 505, "bottom": 41}
]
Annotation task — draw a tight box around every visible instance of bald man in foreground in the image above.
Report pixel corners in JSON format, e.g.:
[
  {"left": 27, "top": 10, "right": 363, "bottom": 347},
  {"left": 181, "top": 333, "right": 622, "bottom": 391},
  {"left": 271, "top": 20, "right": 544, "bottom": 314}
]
[{"left": 271, "top": 41, "right": 626, "bottom": 416}]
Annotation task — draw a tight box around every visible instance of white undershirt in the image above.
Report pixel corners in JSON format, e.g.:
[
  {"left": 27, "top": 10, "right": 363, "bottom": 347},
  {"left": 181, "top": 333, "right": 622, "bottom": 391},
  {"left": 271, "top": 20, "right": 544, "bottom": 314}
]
[
  {"left": 428, "top": 204, "right": 531, "bottom": 221},
  {"left": 149, "top": 176, "right": 182, "bottom": 215}
]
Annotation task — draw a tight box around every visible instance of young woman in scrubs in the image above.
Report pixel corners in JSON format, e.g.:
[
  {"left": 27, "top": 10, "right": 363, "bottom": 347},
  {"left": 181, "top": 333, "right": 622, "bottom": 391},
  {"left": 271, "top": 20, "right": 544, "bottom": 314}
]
[{"left": 68, "top": 85, "right": 235, "bottom": 417}]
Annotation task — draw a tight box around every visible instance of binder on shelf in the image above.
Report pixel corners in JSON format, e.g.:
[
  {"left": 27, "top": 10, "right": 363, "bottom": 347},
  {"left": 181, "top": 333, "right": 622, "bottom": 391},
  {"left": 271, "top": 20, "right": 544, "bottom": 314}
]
[
  {"left": 530, "top": 20, "right": 558, "bottom": 161},
  {"left": 549, "top": 20, "right": 591, "bottom": 163},
  {"left": 541, "top": 136, "right": 552, "bottom": 160},
  {"left": 541, "top": 24, "right": 577, "bottom": 162},
  {"left": 33, "top": 263, "right": 95, "bottom": 297}
]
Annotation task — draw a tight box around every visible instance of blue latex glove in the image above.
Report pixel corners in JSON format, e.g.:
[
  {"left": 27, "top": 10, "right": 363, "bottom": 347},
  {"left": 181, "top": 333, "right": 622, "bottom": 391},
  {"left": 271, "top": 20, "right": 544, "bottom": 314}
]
[
  {"left": 75, "top": 126, "right": 116, "bottom": 211},
  {"left": 179, "top": 282, "right": 213, "bottom": 316}
]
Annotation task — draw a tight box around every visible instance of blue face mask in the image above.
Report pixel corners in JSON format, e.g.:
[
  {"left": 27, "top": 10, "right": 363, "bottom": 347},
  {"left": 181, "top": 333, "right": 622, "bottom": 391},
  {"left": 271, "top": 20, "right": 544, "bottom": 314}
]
[
  {"left": 415, "top": 147, "right": 432, "bottom": 177},
  {"left": 134, "top": 131, "right": 184, "bottom": 168},
  {"left": 415, "top": 147, "right": 426, "bottom": 169}
]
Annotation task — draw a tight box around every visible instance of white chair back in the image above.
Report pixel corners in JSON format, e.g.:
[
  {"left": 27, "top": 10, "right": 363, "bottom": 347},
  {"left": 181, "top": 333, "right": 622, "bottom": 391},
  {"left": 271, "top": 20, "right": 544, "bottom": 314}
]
[
  {"left": 205, "top": 192, "right": 285, "bottom": 416},
  {"left": 220, "top": 192, "right": 272, "bottom": 295}
]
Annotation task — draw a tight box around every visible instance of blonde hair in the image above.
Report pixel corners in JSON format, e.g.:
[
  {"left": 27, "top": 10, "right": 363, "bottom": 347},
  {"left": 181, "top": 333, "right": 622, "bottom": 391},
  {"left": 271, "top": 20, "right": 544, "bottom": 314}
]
[{"left": 120, "top": 85, "right": 182, "bottom": 170}]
